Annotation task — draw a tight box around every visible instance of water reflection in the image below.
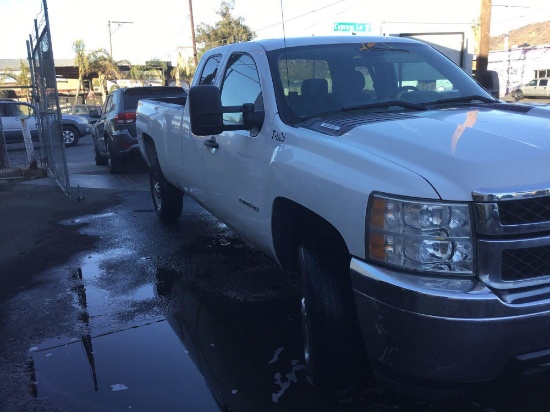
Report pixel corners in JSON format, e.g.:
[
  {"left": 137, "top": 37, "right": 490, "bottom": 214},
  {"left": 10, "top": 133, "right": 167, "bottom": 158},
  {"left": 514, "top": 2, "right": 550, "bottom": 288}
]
[{"left": 154, "top": 266, "right": 333, "bottom": 411}]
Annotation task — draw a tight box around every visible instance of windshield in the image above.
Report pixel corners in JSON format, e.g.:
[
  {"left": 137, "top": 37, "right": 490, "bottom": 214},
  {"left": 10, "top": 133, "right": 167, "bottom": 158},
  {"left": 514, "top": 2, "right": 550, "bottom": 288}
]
[{"left": 267, "top": 41, "right": 495, "bottom": 124}]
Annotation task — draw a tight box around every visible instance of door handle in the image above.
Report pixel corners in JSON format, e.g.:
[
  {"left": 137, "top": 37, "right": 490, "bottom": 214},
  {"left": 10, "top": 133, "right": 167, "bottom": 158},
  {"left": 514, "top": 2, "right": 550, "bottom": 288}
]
[{"left": 204, "top": 138, "right": 219, "bottom": 149}]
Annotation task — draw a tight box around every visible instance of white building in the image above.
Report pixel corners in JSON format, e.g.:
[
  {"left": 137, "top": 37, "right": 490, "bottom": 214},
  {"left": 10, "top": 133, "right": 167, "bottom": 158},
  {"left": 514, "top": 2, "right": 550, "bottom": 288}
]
[{"left": 489, "top": 45, "right": 550, "bottom": 97}]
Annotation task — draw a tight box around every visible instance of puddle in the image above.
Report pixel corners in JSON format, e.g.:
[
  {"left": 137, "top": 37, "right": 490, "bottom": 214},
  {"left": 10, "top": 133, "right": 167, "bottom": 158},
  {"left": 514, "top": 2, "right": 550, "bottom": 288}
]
[
  {"left": 31, "top": 320, "right": 219, "bottom": 411},
  {"left": 69, "top": 250, "right": 145, "bottom": 321}
]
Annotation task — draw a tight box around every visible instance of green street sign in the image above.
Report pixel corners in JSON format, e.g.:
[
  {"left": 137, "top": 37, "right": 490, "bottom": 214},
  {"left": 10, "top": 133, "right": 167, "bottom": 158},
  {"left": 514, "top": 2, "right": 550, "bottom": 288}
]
[{"left": 333, "top": 22, "right": 371, "bottom": 32}]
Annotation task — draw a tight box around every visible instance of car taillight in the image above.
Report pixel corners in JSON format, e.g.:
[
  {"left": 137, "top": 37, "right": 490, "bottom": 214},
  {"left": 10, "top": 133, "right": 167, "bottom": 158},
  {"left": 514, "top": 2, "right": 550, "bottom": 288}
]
[{"left": 114, "top": 112, "right": 136, "bottom": 124}]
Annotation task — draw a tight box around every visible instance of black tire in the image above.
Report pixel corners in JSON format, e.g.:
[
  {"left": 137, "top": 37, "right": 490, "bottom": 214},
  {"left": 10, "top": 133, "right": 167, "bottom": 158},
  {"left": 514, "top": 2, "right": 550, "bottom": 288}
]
[
  {"left": 513, "top": 89, "right": 524, "bottom": 101},
  {"left": 94, "top": 143, "right": 108, "bottom": 166},
  {"left": 63, "top": 125, "right": 80, "bottom": 147},
  {"left": 150, "top": 159, "right": 183, "bottom": 223},
  {"left": 298, "top": 231, "right": 367, "bottom": 389},
  {"left": 107, "top": 141, "right": 124, "bottom": 174}
]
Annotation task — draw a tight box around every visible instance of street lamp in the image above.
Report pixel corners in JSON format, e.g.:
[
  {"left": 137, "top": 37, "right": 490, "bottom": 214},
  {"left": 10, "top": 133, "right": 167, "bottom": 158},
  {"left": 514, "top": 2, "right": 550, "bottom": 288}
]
[{"left": 108, "top": 20, "right": 133, "bottom": 58}]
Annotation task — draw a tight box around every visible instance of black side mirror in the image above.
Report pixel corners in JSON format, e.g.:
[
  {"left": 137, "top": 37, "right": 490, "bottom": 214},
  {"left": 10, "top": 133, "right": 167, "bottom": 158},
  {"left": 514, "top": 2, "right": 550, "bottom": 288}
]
[
  {"left": 89, "top": 109, "right": 100, "bottom": 118},
  {"left": 189, "top": 85, "right": 224, "bottom": 136},
  {"left": 189, "top": 85, "right": 265, "bottom": 136}
]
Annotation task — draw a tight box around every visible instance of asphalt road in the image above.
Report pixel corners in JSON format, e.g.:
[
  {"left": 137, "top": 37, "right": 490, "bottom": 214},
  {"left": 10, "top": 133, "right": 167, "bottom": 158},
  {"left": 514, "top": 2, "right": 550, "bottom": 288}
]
[{"left": 2, "top": 139, "right": 550, "bottom": 411}]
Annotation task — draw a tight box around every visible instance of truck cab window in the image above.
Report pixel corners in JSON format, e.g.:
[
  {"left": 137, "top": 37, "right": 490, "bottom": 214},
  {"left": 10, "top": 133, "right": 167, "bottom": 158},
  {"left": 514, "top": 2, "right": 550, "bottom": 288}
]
[
  {"left": 199, "top": 55, "right": 221, "bottom": 85},
  {"left": 220, "top": 53, "right": 263, "bottom": 124}
]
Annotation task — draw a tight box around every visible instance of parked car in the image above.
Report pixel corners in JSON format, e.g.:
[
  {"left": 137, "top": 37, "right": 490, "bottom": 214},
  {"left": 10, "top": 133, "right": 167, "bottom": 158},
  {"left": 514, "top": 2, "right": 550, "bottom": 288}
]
[
  {"left": 60, "top": 104, "right": 102, "bottom": 124},
  {"left": 0, "top": 100, "right": 92, "bottom": 147},
  {"left": 91, "top": 86, "right": 186, "bottom": 173},
  {"left": 61, "top": 114, "right": 93, "bottom": 147},
  {"left": 0, "top": 100, "right": 39, "bottom": 143},
  {"left": 512, "top": 77, "right": 550, "bottom": 100}
]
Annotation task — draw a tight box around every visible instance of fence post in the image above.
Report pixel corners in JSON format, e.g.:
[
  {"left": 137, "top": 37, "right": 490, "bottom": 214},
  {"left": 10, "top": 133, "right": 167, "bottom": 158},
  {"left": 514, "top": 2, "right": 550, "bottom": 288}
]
[
  {"left": 20, "top": 117, "right": 37, "bottom": 169},
  {"left": 0, "top": 117, "right": 9, "bottom": 169}
]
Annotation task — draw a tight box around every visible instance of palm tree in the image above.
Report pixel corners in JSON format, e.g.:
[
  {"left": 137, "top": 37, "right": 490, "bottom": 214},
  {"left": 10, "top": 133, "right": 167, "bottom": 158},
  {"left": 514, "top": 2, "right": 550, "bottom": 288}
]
[
  {"left": 129, "top": 65, "right": 147, "bottom": 86},
  {"left": 170, "top": 52, "right": 194, "bottom": 87},
  {"left": 88, "top": 49, "right": 129, "bottom": 103},
  {"left": 129, "top": 63, "right": 165, "bottom": 86},
  {"left": 72, "top": 39, "right": 90, "bottom": 105},
  {"left": 0, "top": 60, "right": 32, "bottom": 101},
  {"left": 146, "top": 59, "right": 167, "bottom": 85}
]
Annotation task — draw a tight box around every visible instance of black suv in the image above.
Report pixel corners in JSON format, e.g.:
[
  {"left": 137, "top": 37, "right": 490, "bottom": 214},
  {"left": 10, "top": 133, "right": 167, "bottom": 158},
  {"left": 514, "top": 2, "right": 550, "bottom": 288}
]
[{"left": 92, "top": 86, "right": 186, "bottom": 173}]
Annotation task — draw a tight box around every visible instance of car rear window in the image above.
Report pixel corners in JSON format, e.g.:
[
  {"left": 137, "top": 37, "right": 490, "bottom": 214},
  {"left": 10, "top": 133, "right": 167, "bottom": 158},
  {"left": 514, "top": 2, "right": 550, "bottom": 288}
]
[{"left": 122, "top": 87, "right": 186, "bottom": 110}]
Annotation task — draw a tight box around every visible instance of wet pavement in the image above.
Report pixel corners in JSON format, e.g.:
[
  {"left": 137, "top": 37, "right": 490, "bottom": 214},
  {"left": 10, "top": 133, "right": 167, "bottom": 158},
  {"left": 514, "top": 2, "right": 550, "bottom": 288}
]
[{"left": 3, "top": 140, "right": 550, "bottom": 411}]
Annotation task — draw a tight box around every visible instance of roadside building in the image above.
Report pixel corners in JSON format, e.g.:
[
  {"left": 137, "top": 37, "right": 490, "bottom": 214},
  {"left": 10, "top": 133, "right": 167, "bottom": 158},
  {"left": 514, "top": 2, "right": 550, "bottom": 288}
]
[{"left": 489, "top": 44, "right": 550, "bottom": 97}]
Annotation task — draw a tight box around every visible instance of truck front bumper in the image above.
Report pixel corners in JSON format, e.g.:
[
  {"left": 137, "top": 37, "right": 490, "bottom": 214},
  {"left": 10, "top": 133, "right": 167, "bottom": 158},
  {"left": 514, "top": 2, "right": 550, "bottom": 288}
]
[{"left": 350, "top": 258, "right": 550, "bottom": 383}]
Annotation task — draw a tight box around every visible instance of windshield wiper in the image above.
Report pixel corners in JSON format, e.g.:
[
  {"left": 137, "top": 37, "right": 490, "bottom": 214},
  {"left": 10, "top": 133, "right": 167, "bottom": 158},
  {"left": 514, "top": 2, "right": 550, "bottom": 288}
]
[
  {"left": 432, "top": 95, "right": 497, "bottom": 105},
  {"left": 342, "top": 100, "right": 428, "bottom": 112},
  {"left": 298, "top": 100, "right": 427, "bottom": 122}
]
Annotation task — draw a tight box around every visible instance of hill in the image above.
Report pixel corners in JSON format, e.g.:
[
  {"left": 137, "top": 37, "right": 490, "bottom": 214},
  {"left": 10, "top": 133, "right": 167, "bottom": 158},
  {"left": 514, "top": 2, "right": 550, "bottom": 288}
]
[{"left": 490, "top": 21, "right": 550, "bottom": 51}]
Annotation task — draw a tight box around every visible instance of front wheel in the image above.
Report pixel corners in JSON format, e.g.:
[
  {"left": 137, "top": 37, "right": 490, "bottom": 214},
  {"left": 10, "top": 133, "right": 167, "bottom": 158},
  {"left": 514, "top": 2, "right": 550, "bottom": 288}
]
[
  {"left": 298, "top": 232, "right": 368, "bottom": 390},
  {"left": 150, "top": 159, "right": 183, "bottom": 223},
  {"left": 63, "top": 125, "right": 80, "bottom": 147},
  {"left": 513, "top": 89, "right": 524, "bottom": 100}
]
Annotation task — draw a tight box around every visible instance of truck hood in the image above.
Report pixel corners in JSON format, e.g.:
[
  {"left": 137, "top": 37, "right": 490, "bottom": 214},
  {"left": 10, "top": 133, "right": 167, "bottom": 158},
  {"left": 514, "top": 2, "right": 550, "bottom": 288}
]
[{"left": 332, "top": 104, "right": 550, "bottom": 201}]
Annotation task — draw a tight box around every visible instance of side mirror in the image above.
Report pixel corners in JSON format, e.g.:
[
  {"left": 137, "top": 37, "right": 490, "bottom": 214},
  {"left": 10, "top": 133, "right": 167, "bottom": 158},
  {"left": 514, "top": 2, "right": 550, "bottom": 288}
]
[
  {"left": 189, "top": 85, "right": 224, "bottom": 136},
  {"left": 89, "top": 109, "right": 100, "bottom": 118},
  {"left": 189, "top": 85, "right": 264, "bottom": 136},
  {"left": 480, "top": 70, "right": 500, "bottom": 99}
]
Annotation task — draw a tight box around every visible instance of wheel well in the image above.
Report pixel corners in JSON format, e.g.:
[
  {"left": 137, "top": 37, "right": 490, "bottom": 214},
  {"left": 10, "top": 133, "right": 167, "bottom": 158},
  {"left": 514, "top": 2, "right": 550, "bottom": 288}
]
[
  {"left": 141, "top": 133, "right": 158, "bottom": 166},
  {"left": 271, "top": 197, "right": 348, "bottom": 272}
]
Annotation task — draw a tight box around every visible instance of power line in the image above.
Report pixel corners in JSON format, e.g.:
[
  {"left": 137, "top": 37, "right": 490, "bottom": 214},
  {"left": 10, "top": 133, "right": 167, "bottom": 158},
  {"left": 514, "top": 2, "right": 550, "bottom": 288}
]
[
  {"left": 492, "top": 6, "right": 550, "bottom": 25},
  {"left": 254, "top": 0, "right": 346, "bottom": 32}
]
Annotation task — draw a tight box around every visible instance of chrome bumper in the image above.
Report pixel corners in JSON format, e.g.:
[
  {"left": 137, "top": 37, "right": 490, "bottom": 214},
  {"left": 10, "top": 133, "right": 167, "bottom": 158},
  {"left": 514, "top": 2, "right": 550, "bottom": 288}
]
[{"left": 350, "top": 258, "right": 550, "bottom": 383}]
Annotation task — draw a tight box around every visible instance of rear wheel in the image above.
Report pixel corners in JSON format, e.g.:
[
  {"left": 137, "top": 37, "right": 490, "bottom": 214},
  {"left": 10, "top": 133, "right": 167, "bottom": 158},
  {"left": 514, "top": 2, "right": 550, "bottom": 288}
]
[
  {"left": 298, "top": 230, "right": 368, "bottom": 390},
  {"left": 94, "top": 143, "right": 108, "bottom": 165},
  {"left": 107, "top": 142, "right": 124, "bottom": 174},
  {"left": 513, "top": 89, "right": 524, "bottom": 100},
  {"left": 63, "top": 125, "right": 80, "bottom": 147},
  {"left": 150, "top": 159, "right": 183, "bottom": 223}
]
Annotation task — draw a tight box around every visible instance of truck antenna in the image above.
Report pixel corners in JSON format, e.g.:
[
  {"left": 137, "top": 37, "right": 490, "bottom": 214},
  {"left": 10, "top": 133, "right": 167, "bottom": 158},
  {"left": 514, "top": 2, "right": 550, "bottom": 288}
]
[{"left": 280, "top": 0, "right": 293, "bottom": 125}]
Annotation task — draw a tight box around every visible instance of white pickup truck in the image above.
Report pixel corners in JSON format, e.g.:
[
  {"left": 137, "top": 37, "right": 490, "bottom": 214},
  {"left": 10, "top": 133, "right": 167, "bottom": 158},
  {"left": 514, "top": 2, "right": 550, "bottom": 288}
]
[{"left": 136, "top": 36, "right": 550, "bottom": 390}]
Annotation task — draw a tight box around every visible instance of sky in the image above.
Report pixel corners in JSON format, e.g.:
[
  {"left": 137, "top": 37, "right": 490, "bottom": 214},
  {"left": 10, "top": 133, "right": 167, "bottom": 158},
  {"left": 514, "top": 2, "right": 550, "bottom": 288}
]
[{"left": 1, "top": 0, "right": 550, "bottom": 65}]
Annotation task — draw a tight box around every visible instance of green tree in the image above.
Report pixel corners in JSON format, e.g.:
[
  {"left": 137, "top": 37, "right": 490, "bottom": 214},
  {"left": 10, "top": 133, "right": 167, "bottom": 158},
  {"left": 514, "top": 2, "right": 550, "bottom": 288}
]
[
  {"left": 146, "top": 59, "right": 167, "bottom": 85},
  {"left": 195, "top": 0, "right": 255, "bottom": 59},
  {"left": 0, "top": 60, "right": 32, "bottom": 101},
  {"left": 170, "top": 52, "right": 194, "bottom": 87},
  {"left": 72, "top": 40, "right": 91, "bottom": 105},
  {"left": 129, "top": 63, "right": 163, "bottom": 86}
]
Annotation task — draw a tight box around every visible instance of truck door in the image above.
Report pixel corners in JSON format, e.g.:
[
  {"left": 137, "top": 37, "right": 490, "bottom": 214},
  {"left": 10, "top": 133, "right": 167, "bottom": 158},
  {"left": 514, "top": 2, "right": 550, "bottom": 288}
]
[
  {"left": 181, "top": 54, "right": 223, "bottom": 205},
  {"left": 202, "top": 51, "right": 271, "bottom": 248}
]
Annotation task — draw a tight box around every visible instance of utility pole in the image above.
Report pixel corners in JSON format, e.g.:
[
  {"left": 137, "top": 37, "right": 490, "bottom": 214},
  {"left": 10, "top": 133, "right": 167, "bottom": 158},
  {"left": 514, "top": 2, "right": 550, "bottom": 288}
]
[
  {"left": 188, "top": 0, "right": 198, "bottom": 67},
  {"left": 108, "top": 20, "right": 133, "bottom": 58},
  {"left": 476, "top": 0, "right": 492, "bottom": 81}
]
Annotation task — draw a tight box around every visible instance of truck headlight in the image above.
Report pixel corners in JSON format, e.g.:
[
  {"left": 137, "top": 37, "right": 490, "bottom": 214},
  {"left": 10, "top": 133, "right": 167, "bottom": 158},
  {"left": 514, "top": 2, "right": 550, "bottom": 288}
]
[{"left": 367, "top": 193, "right": 474, "bottom": 275}]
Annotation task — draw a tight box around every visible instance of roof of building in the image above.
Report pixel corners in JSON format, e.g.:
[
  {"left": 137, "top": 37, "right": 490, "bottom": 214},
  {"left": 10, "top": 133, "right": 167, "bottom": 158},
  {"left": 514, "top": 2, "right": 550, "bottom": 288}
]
[{"left": 0, "top": 58, "right": 75, "bottom": 71}]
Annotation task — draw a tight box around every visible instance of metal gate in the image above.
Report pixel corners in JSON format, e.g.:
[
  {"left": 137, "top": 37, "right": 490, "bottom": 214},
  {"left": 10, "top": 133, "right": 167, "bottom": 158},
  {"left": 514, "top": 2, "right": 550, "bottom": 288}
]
[
  {"left": 0, "top": 0, "right": 68, "bottom": 190},
  {"left": 26, "top": 0, "right": 69, "bottom": 192}
]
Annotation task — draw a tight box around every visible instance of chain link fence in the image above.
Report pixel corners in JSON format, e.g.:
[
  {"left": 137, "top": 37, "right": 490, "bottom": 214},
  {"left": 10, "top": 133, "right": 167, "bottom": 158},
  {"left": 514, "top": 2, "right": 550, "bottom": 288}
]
[
  {"left": 0, "top": 0, "right": 69, "bottom": 192},
  {"left": 0, "top": 100, "right": 46, "bottom": 178}
]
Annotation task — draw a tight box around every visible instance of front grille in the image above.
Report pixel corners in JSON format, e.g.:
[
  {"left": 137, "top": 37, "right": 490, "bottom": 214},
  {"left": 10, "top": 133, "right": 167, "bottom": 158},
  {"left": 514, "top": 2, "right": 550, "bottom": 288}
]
[
  {"left": 499, "top": 197, "right": 550, "bottom": 225},
  {"left": 501, "top": 246, "right": 550, "bottom": 281},
  {"left": 474, "top": 189, "right": 550, "bottom": 289}
]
